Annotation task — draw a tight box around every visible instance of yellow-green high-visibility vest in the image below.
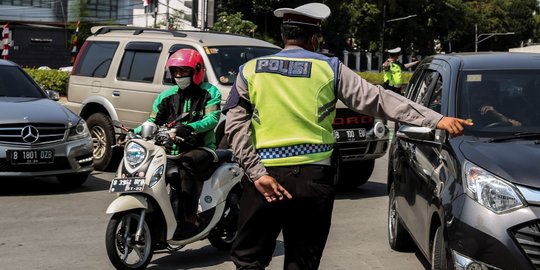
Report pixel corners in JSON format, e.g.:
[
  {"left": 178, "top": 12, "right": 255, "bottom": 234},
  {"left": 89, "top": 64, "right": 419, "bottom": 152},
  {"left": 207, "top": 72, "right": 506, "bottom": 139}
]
[
  {"left": 383, "top": 62, "right": 403, "bottom": 88},
  {"left": 240, "top": 49, "right": 340, "bottom": 167}
]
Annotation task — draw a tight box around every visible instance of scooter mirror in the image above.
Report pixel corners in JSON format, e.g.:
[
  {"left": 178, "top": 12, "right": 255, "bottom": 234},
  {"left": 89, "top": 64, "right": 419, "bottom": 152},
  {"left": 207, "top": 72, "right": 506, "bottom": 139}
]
[{"left": 141, "top": 121, "right": 157, "bottom": 139}]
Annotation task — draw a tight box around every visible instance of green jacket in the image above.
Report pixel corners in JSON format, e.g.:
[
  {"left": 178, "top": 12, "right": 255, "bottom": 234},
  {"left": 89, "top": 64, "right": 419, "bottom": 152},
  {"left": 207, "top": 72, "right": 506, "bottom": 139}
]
[{"left": 135, "top": 82, "right": 221, "bottom": 152}]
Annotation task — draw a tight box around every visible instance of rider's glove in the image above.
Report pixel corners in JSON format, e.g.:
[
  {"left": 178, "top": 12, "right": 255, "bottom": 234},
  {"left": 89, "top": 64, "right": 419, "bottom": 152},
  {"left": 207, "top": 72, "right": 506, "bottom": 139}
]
[
  {"left": 175, "top": 124, "right": 194, "bottom": 138},
  {"left": 164, "top": 139, "right": 175, "bottom": 153}
]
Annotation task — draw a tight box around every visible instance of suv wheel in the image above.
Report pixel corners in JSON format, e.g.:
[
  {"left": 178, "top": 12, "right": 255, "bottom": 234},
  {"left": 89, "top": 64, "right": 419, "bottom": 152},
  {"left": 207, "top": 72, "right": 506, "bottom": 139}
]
[
  {"left": 336, "top": 159, "right": 375, "bottom": 189},
  {"left": 86, "top": 113, "right": 115, "bottom": 171}
]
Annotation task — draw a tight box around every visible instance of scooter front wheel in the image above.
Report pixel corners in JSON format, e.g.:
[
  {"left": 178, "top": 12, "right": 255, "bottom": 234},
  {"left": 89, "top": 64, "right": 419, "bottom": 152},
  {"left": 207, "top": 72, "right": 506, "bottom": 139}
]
[{"left": 105, "top": 211, "right": 154, "bottom": 270}]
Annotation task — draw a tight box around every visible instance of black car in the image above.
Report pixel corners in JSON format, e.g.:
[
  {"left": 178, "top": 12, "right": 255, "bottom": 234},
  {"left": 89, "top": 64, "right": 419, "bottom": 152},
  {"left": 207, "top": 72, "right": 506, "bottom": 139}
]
[{"left": 387, "top": 52, "right": 540, "bottom": 270}]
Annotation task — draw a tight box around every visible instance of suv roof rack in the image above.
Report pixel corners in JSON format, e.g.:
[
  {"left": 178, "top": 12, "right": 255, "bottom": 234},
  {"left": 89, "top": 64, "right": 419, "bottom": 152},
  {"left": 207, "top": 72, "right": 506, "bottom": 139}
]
[{"left": 91, "top": 26, "right": 187, "bottom": 38}]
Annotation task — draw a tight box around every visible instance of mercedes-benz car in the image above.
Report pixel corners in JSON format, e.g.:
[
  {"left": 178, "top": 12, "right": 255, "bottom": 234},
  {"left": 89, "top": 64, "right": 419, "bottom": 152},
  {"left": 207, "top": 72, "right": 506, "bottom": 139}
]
[
  {"left": 387, "top": 52, "right": 540, "bottom": 269},
  {"left": 0, "top": 60, "right": 93, "bottom": 186}
]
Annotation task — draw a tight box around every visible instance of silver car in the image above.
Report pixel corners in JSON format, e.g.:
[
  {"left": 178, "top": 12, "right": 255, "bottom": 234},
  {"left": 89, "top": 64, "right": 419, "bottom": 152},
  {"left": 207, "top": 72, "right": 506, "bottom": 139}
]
[{"left": 0, "top": 60, "right": 93, "bottom": 186}]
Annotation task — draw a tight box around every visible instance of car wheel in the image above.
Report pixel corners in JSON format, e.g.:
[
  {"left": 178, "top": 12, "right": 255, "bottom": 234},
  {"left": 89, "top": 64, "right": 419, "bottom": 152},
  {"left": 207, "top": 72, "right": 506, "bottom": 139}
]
[
  {"left": 388, "top": 182, "right": 412, "bottom": 251},
  {"left": 86, "top": 113, "right": 115, "bottom": 171},
  {"left": 57, "top": 172, "right": 89, "bottom": 187},
  {"left": 336, "top": 159, "right": 375, "bottom": 189},
  {"left": 431, "top": 226, "right": 447, "bottom": 270}
]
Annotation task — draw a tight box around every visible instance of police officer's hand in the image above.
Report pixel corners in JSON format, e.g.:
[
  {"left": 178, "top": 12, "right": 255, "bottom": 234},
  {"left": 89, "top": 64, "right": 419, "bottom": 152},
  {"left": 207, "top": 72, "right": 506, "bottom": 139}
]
[
  {"left": 436, "top": 116, "right": 473, "bottom": 137},
  {"left": 254, "top": 175, "right": 293, "bottom": 203}
]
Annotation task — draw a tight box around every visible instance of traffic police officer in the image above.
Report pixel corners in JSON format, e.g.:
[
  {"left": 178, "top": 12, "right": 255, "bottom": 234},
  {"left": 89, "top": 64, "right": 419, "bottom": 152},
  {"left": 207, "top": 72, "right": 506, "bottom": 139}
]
[
  {"left": 383, "top": 47, "right": 405, "bottom": 95},
  {"left": 223, "top": 3, "right": 471, "bottom": 269}
]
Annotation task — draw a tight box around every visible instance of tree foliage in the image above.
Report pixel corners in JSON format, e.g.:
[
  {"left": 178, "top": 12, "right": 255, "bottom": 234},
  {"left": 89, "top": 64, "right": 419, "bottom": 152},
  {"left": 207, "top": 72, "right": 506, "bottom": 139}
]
[
  {"left": 211, "top": 12, "right": 258, "bottom": 36},
  {"left": 216, "top": 0, "right": 539, "bottom": 58}
]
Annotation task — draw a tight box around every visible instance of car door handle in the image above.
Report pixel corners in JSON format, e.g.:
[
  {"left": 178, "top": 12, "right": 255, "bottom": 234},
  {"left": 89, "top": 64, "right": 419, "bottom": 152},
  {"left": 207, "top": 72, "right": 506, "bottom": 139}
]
[{"left": 112, "top": 91, "right": 120, "bottom": 97}]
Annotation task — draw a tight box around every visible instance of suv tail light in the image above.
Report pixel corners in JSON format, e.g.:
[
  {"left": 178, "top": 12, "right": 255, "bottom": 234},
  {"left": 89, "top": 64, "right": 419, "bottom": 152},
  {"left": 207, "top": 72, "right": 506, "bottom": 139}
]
[{"left": 71, "top": 41, "right": 89, "bottom": 75}]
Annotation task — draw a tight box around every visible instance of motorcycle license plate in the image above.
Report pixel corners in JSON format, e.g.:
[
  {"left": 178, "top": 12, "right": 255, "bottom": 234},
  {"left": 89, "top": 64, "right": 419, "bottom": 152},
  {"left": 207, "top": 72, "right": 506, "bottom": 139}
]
[
  {"left": 109, "top": 178, "right": 146, "bottom": 193},
  {"left": 333, "top": 128, "right": 366, "bottom": 142},
  {"left": 7, "top": 149, "right": 54, "bottom": 165}
]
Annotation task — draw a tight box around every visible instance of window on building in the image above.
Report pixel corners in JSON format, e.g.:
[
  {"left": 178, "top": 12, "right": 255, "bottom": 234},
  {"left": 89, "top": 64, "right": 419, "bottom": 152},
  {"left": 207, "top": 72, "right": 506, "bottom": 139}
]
[{"left": 87, "top": 0, "right": 118, "bottom": 20}]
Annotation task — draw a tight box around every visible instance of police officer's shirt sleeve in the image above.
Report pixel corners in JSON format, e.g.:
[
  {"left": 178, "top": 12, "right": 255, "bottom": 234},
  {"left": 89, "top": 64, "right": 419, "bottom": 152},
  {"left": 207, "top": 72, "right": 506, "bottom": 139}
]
[
  {"left": 337, "top": 63, "right": 443, "bottom": 129},
  {"left": 224, "top": 72, "right": 268, "bottom": 181}
]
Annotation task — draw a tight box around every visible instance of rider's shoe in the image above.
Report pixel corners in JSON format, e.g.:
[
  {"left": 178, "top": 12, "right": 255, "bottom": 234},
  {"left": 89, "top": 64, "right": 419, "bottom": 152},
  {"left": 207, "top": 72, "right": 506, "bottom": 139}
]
[{"left": 172, "top": 222, "right": 199, "bottom": 240}]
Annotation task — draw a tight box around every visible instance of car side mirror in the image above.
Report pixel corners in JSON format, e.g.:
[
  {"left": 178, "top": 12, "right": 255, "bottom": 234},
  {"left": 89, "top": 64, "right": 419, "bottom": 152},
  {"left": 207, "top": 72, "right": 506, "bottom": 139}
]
[
  {"left": 396, "top": 125, "right": 447, "bottom": 148},
  {"left": 396, "top": 125, "right": 435, "bottom": 141},
  {"left": 46, "top": 90, "right": 60, "bottom": 101}
]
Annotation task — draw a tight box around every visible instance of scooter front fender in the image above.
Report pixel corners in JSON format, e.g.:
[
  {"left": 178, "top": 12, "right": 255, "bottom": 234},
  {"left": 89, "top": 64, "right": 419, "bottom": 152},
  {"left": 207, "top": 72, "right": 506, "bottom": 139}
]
[{"left": 106, "top": 195, "right": 148, "bottom": 214}]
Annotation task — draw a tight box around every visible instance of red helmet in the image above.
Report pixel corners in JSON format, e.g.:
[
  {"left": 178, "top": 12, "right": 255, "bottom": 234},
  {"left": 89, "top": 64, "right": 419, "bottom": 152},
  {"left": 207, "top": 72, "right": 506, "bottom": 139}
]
[{"left": 166, "top": 49, "right": 204, "bottom": 85}]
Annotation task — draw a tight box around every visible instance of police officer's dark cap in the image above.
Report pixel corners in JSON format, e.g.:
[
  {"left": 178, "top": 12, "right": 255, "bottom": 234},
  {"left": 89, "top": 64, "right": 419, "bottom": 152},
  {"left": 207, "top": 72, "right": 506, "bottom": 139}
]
[{"left": 274, "top": 3, "right": 331, "bottom": 27}]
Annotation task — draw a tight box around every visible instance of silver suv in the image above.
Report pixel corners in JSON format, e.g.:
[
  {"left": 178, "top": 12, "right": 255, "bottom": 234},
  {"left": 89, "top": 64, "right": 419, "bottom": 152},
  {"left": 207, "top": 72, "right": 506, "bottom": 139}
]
[
  {"left": 0, "top": 60, "right": 93, "bottom": 186},
  {"left": 64, "top": 26, "right": 280, "bottom": 170}
]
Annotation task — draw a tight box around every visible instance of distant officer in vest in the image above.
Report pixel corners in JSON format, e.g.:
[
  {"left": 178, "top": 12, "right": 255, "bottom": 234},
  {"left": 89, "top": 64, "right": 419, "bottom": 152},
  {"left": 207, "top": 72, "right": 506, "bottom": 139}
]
[
  {"left": 383, "top": 47, "right": 405, "bottom": 95},
  {"left": 223, "top": 3, "right": 472, "bottom": 269}
]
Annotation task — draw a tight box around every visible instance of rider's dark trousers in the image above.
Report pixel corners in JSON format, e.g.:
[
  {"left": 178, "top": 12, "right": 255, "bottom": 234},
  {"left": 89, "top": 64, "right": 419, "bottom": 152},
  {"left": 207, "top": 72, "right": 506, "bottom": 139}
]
[
  {"left": 168, "top": 148, "right": 214, "bottom": 221},
  {"left": 231, "top": 164, "right": 336, "bottom": 270}
]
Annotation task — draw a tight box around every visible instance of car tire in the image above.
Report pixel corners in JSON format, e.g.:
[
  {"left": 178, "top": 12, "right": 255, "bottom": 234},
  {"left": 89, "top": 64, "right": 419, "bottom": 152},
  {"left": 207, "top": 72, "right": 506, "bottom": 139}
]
[
  {"left": 431, "top": 226, "right": 447, "bottom": 270},
  {"left": 336, "top": 159, "right": 375, "bottom": 189},
  {"left": 388, "top": 182, "right": 413, "bottom": 251},
  {"left": 57, "top": 172, "right": 89, "bottom": 187},
  {"left": 86, "top": 113, "right": 115, "bottom": 171}
]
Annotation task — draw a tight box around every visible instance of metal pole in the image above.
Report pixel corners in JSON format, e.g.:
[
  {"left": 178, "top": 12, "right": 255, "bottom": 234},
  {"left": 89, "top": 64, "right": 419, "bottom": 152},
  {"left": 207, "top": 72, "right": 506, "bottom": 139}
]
[
  {"left": 475, "top": 24, "right": 478, "bottom": 52},
  {"left": 166, "top": 0, "right": 170, "bottom": 29},
  {"left": 201, "top": 0, "right": 206, "bottom": 30},
  {"left": 378, "top": 4, "right": 386, "bottom": 72}
]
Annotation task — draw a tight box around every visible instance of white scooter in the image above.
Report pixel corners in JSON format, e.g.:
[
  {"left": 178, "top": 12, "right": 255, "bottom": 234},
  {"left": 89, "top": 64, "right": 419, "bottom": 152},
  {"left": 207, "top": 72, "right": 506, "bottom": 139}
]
[{"left": 105, "top": 115, "right": 244, "bottom": 270}]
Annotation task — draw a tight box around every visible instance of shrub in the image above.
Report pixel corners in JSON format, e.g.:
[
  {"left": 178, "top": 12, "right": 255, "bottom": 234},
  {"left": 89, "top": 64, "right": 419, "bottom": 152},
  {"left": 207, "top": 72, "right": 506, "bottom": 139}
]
[
  {"left": 357, "top": 71, "right": 412, "bottom": 85},
  {"left": 24, "top": 68, "right": 70, "bottom": 95}
]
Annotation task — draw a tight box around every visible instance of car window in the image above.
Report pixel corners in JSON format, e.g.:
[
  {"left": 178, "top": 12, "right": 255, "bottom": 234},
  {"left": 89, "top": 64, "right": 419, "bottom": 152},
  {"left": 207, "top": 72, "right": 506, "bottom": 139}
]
[
  {"left": 411, "top": 70, "right": 437, "bottom": 105},
  {"left": 205, "top": 46, "right": 281, "bottom": 85},
  {"left": 427, "top": 76, "right": 443, "bottom": 113},
  {"left": 73, "top": 41, "right": 118, "bottom": 77},
  {"left": 458, "top": 70, "right": 540, "bottom": 135},
  {"left": 0, "top": 66, "right": 45, "bottom": 98},
  {"left": 404, "top": 66, "right": 424, "bottom": 98},
  {"left": 117, "top": 42, "right": 162, "bottom": 83}
]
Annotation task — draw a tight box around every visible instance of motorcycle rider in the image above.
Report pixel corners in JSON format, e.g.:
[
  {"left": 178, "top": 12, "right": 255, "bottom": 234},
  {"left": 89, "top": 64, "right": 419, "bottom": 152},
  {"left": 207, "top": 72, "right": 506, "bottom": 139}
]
[{"left": 134, "top": 49, "right": 222, "bottom": 239}]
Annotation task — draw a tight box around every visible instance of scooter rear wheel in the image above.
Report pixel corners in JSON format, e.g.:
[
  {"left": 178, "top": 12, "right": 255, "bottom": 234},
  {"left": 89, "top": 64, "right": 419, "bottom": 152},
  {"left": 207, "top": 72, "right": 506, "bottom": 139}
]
[{"left": 105, "top": 211, "right": 154, "bottom": 270}]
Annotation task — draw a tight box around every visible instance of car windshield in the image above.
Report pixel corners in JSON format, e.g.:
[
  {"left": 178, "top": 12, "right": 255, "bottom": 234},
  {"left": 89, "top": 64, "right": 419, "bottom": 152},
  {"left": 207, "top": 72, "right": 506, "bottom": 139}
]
[
  {"left": 458, "top": 70, "right": 540, "bottom": 137},
  {"left": 0, "top": 66, "right": 45, "bottom": 98},
  {"left": 205, "top": 46, "right": 281, "bottom": 85}
]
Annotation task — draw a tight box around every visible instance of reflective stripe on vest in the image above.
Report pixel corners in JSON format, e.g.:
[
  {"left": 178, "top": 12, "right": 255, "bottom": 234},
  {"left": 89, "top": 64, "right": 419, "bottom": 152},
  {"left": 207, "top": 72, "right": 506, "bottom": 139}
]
[{"left": 258, "top": 143, "right": 333, "bottom": 160}]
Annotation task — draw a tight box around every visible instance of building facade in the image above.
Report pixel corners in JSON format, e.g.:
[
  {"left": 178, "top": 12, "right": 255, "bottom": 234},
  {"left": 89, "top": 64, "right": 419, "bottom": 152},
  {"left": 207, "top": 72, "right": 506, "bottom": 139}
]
[{"left": 0, "top": 0, "right": 209, "bottom": 68}]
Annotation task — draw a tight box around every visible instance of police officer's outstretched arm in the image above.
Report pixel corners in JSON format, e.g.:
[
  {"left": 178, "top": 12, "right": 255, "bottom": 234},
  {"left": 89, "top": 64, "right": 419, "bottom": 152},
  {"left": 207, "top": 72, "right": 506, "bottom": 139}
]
[
  {"left": 223, "top": 75, "right": 292, "bottom": 203},
  {"left": 336, "top": 63, "right": 472, "bottom": 137}
]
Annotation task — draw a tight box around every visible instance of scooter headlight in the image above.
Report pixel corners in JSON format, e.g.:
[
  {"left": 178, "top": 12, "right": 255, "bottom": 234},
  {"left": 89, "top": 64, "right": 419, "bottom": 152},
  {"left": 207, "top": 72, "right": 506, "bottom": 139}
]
[
  {"left": 149, "top": 165, "right": 164, "bottom": 187},
  {"left": 463, "top": 161, "right": 525, "bottom": 213},
  {"left": 125, "top": 142, "right": 146, "bottom": 168}
]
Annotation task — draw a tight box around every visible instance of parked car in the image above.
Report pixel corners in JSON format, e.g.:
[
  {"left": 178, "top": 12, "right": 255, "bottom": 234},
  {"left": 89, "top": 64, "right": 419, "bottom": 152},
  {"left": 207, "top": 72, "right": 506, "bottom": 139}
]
[
  {"left": 0, "top": 60, "right": 93, "bottom": 186},
  {"left": 64, "top": 26, "right": 388, "bottom": 188},
  {"left": 387, "top": 52, "right": 540, "bottom": 270}
]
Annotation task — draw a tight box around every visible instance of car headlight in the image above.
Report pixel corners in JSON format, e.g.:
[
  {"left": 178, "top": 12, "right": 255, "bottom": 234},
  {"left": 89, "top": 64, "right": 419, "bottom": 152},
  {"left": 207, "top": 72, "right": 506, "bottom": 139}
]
[
  {"left": 463, "top": 161, "right": 525, "bottom": 213},
  {"left": 125, "top": 142, "right": 146, "bottom": 168},
  {"left": 67, "top": 119, "right": 90, "bottom": 141}
]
